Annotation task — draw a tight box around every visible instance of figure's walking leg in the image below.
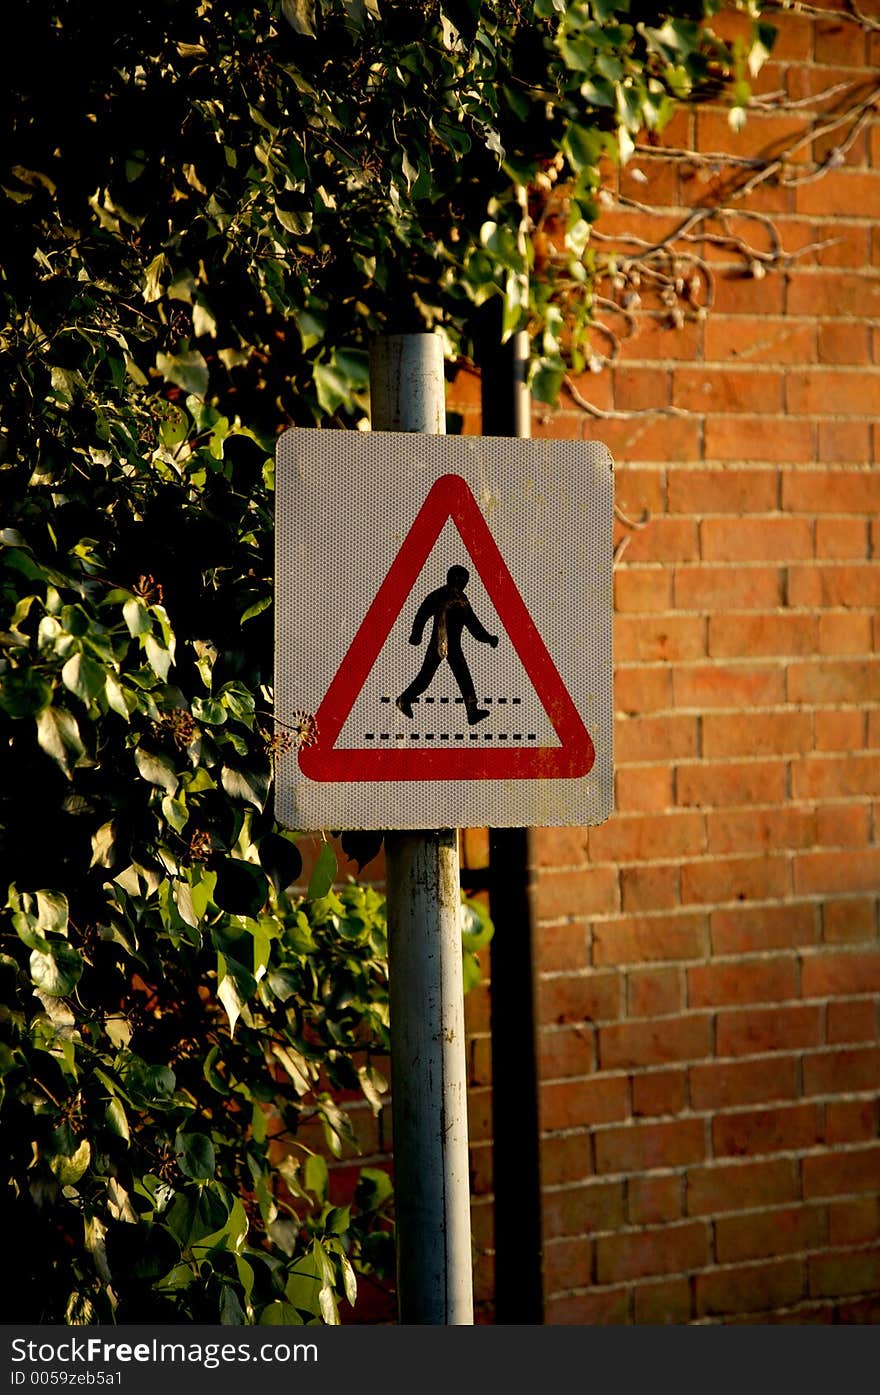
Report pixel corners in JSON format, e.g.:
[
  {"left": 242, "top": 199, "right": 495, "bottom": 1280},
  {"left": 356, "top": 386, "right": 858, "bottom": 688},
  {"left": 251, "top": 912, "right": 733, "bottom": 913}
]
[
  {"left": 449, "top": 649, "right": 489, "bottom": 726},
  {"left": 397, "top": 650, "right": 442, "bottom": 718}
]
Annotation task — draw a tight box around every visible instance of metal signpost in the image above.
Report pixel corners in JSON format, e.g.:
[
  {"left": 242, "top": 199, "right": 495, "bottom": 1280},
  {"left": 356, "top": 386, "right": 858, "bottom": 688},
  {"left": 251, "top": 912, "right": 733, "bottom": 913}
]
[{"left": 274, "top": 332, "right": 614, "bottom": 1324}]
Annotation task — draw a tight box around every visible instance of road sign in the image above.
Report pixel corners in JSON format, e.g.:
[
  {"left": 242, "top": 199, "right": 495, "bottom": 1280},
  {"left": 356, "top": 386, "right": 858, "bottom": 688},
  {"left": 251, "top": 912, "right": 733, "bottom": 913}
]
[{"left": 274, "top": 429, "right": 614, "bottom": 831}]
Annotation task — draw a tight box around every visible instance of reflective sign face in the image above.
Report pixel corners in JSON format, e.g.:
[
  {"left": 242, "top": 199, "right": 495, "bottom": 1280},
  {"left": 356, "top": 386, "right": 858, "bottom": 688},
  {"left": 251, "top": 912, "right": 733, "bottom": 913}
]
[{"left": 274, "top": 429, "right": 614, "bottom": 831}]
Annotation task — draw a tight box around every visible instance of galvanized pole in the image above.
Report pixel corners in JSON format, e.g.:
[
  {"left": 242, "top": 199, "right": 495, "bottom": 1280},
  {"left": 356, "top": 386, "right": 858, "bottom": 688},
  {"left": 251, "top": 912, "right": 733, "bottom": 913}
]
[{"left": 369, "top": 333, "right": 475, "bottom": 1326}]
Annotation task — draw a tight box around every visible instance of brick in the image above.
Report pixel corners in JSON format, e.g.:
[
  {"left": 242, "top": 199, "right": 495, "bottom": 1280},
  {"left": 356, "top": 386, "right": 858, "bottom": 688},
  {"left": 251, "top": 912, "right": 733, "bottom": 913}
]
[
  {"left": 786, "top": 368, "right": 880, "bottom": 417},
  {"left": 815, "top": 803, "right": 870, "bottom": 847},
  {"left": 817, "top": 421, "right": 872, "bottom": 464},
  {"left": 588, "top": 415, "right": 702, "bottom": 465},
  {"left": 543, "top": 1289, "right": 631, "bottom": 1324},
  {"left": 543, "top": 1236, "right": 591, "bottom": 1293},
  {"left": 631, "top": 1066, "right": 688, "bottom": 1118},
  {"left": 716, "top": 1204, "right": 826, "bottom": 1264},
  {"left": 563, "top": 367, "right": 614, "bottom": 412},
  {"left": 702, "top": 710, "right": 813, "bottom": 757},
  {"left": 594, "top": 1117, "right": 707, "bottom": 1174},
  {"left": 818, "top": 322, "right": 872, "bottom": 365},
  {"left": 787, "top": 562, "right": 880, "bottom": 608},
  {"left": 787, "top": 658, "right": 879, "bottom": 703},
  {"left": 818, "top": 610, "right": 873, "bottom": 653},
  {"left": 592, "top": 914, "right": 709, "bottom": 966},
  {"left": 814, "top": 710, "right": 866, "bottom": 751},
  {"left": 822, "top": 898, "right": 877, "bottom": 945},
  {"left": 704, "top": 418, "right": 814, "bottom": 465},
  {"left": 796, "top": 172, "right": 880, "bottom": 219},
  {"left": 686, "top": 1157, "right": 800, "bottom": 1216},
  {"left": 542, "top": 1180, "right": 625, "bottom": 1238},
  {"left": 595, "top": 1221, "right": 709, "bottom": 1283},
  {"left": 708, "top": 612, "right": 817, "bottom": 657},
  {"left": 615, "top": 615, "right": 706, "bottom": 663},
  {"left": 787, "top": 270, "right": 880, "bottom": 319},
  {"left": 627, "top": 966, "right": 685, "bottom": 1018},
  {"left": 706, "top": 806, "right": 816, "bottom": 855},
  {"left": 587, "top": 811, "right": 705, "bottom": 864},
  {"left": 621, "top": 863, "right": 680, "bottom": 912},
  {"left": 763, "top": 13, "right": 812, "bottom": 59},
  {"left": 701, "top": 515, "right": 813, "bottom": 564},
  {"left": 541, "top": 1076, "right": 629, "bottom": 1132},
  {"left": 531, "top": 825, "right": 589, "bottom": 868},
  {"left": 627, "top": 1174, "right": 683, "bottom": 1225},
  {"left": 634, "top": 1277, "right": 692, "bottom": 1324},
  {"left": 783, "top": 468, "right": 880, "bottom": 514},
  {"left": 539, "top": 971, "right": 622, "bottom": 1026},
  {"left": 815, "top": 517, "right": 869, "bottom": 559},
  {"left": 614, "top": 566, "right": 672, "bottom": 612},
  {"left": 613, "top": 466, "right": 666, "bottom": 516},
  {"left": 824, "top": 1098, "right": 876, "bottom": 1145},
  {"left": 711, "top": 902, "right": 819, "bottom": 954},
  {"left": 815, "top": 15, "right": 868, "bottom": 65},
  {"left": 688, "top": 956, "right": 799, "bottom": 1009},
  {"left": 803, "top": 1144, "right": 880, "bottom": 1199},
  {"left": 802, "top": 949, "right": 880, "bottom": 997},
  {"left": 673, "top": 564, "right": 783, "bottom": 610},
  {"left": 615, "top": 764, "right": 673, "bottom": 812},
  {"left": 614, "top": 713, "right": 699, "bottom": 764},
  {"left": 671, "top": 373, "right": 784, "bottom": 419},
  {"left": 809, "top": 1249, "right": 880, "bottom": 1300},
  {"left": 710, "top": 271, "right": 786, "bottom": 316},
  {"left": 673, "top": 665, "right": 786, "bottom": 710},
  {"left": 614, "top": 367, "right": 672, "bottom": 412},
  {"left": 538, "top": 922, "right": 591, "bottom": 974},
  {"left": 689, "top": 1056, "right": 799, "bottom": 1111},
  {"left": 712, "top": 1103, "right": 822, "bottom": 1158},
  {"left": 617, "top": 313, "right": 703, "bottom": 362},
  {"left": 598, "top": 1015, "right": 712, "bottom": 1071},
  {"left": 704, "top": 316, "right": 816, "bottom": 365},
  {"left": 814, "top": 222, "right": 872, "bottom": 269},
  {"left": 614, "top": 665, "right": 674, "bottom": 715},
  {"left": 681, "top": 854, "right": 791, "bottom": 906},
  {"left": 539, "top": 1024, "right": 595, "bottom": 1080},
  {"left": 715, "top": 1004, "right": 823, "bottom": 1056},
  {"left": 791, "top": 754, "right": 880, "bottom": 800},
  {"left": 676, "top": 758, "right": 786, "bottom": 807},
  {"left": 696, "top": 109, "right": 810, "bottom": 162},
  {"left": 829, "top": 1198, "right": 880, "bottom": 1248},
  {"left": 468, "top": 1087, "right": 493, "bottom": 1144},
  {"left": 541, "top": 1132, "right": 593, "bottom": 1187},
  {"left": 533, "top": 866, "right": 620, "bottom": 921},
  {"left": 622, "top": 516, "right": 701, "bottom": 564},
  {"left": 795, "top": 850, "right": 880, "bottom": 897},
  {"left": 802, "top": 1047, "right": 880, "bottom": 1097},
  {"left": 826, "top": 997, "right": 878, "bottom": 1044},
  {"left": 696, "top": 1259, "right": 805, "bottom": 1318}
]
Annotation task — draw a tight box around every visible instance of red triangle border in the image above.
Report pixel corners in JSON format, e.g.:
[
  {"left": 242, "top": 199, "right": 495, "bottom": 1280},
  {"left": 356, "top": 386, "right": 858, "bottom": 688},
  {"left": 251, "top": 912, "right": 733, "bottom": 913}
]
[{"left": 299, "top": 474, "right": 595, "bottom": 782}]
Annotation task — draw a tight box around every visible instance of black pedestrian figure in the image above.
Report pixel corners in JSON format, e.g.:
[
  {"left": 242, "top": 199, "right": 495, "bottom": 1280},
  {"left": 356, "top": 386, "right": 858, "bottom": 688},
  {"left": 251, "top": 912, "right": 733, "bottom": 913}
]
[{"left": 396, "top": 566, "right": 498, "bottom": 725}]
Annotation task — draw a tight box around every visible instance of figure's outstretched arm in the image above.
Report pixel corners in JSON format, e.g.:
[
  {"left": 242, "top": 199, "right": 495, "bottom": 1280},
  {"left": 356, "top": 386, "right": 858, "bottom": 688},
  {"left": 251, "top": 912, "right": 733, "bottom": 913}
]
[{"left": 464, "top": 606, "right": 499, "bottom": 647}]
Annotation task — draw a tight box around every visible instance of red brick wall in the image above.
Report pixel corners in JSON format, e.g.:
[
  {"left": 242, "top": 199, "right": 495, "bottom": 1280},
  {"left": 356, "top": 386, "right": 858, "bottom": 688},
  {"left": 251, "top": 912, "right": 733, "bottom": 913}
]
[{"left": 453, "top": 2, "right": 880, "bottom": 1325}]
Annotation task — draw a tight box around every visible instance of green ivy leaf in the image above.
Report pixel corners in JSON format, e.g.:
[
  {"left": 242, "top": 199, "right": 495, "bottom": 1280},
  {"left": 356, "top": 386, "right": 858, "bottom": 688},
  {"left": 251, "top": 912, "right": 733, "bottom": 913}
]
[
  {"left": 36, "top": 705, "right": 85, "bottom": 778},
  {"left": 30, "top": 941, "right": 83, "bottom": 997},
  {"left": 307, "top": 841, "right": 337, "bottom": 900},
  {"left": 174, "top": 1130, "right": 216, "bottom": 1181},
  {"left": 212, "top": 860, "right": 269, "bottom": 917},
  {"left": 156, "top": 350, "right": 209, "bottom": 400},
  {"left": 0, "top": 668, "right": 52, "bottom": 718}
]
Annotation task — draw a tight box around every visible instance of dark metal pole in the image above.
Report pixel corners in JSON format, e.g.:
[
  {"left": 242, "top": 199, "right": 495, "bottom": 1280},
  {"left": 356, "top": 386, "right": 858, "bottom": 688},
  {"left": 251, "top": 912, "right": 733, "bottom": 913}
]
[{"left": 477, "top": 311, "right": 545, "bottom": 1324}]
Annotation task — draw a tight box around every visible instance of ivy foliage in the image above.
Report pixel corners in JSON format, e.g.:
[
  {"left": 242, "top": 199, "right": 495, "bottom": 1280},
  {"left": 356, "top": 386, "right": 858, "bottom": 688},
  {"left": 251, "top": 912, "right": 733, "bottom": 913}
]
[{"left": 1, "top": 0, "right": 770, "bottom": 1325}]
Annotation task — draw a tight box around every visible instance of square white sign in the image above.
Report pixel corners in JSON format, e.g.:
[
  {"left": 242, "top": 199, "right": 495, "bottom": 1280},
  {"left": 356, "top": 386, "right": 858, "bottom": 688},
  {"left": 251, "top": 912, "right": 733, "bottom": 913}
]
[{"left": 274, "top": 429, "right": 614, "bottom": 831}]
